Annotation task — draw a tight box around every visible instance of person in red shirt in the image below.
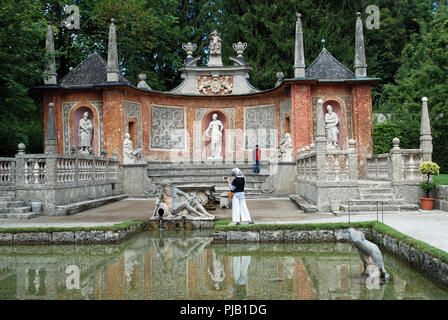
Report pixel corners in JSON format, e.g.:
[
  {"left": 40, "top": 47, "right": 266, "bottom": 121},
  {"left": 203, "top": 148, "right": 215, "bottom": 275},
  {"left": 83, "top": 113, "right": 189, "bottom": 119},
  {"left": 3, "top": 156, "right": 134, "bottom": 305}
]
[{"left": 252, "top": 145, "right": 260, "bottom": 173}]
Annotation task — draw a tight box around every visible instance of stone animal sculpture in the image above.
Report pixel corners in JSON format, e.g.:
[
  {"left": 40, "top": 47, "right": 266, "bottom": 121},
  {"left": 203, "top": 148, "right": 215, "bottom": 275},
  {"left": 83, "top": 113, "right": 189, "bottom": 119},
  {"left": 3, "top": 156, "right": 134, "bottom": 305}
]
[{"left": 348, "top": 228, "right": 390, "bottom": 279}]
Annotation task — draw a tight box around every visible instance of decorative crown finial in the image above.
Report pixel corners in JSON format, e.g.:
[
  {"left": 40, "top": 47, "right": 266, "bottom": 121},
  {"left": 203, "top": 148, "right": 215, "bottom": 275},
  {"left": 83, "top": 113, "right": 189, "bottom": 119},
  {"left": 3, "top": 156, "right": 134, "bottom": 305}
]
[
  {"left": 357, "top": 12, "right": 361, "bottom": 17},
  {"left": 111, "top": 18, "right": 115, "bottom": 23},
  {"left": 321, "top": 39, "right": 326, "bottom": 49},
  {"left": 297, "top": 12, "right": 302, "bottom": 19}
]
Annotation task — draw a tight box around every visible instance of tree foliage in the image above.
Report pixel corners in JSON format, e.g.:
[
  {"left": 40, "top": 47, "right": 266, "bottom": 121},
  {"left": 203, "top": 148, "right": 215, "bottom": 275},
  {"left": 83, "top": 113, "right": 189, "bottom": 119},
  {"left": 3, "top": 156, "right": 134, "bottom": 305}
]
[{"left": 0, "top": 0, "right": 446, "bottom": 172}]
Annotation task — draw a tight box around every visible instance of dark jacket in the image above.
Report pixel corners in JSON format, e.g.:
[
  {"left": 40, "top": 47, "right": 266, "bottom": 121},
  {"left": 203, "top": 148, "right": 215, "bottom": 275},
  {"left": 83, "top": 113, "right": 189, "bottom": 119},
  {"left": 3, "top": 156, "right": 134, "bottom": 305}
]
[{"left": 231, "top": 177, "right": 245, "bottom": 193}]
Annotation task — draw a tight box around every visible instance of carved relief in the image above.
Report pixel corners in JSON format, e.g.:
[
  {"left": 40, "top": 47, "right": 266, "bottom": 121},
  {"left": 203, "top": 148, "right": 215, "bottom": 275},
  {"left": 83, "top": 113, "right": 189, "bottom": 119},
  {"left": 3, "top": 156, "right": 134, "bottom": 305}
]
[
  {"left": 150, "top": 105, "right": 185, "bottom": 150},
  {"left": 244, "top": 105, "right": 276, "bottom": 149},
  {"left": 198, "top": 75, "right": 233, "bottom": 95}
]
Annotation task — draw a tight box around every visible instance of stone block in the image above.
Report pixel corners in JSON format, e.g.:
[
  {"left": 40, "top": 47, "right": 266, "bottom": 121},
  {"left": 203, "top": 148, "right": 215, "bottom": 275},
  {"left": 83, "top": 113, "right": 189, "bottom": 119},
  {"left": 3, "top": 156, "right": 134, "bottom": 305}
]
[
  {"left": 398, "top": 241, "right": 410, "bottom": 260},
  {"left": 213, "top": 231, "right": 227, "bottom": 241},
  {"left": 284, "top": 230, "right": 308, "bottom": 242},
  {"left": 200, "top": 220, "right": 215, "bottom": 229},
  {"left": 334, "top": 229, "right": 350, "bottom": 241},
  {"left": 308, "top": 230, "right": 335, "bottom": 242},
  {"left": 14, "top": 232, "right": 51, "bottom": 243},
  {"left": 105, "top": 230, "right": 121, "bottom": 242},
  {"left": 227, "top": 231, "right": 259, "bottom": 242},
  {"left": 0, "top": 233, "right": 13, "bottom": 243},
  {"left": 260, "top": 230, "right": 283, "bottom": 242},
  {"left": 52, "top": 231, "right": 75, "bottom": 243},
  {"left": 75, "top": 230, "right": 105, "bottom": 243}
]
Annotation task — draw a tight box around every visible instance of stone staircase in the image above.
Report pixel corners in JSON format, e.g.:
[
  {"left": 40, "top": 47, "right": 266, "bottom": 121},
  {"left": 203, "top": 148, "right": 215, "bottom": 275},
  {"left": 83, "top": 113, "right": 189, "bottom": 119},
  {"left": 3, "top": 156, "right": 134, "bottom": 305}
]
[
  {"left": 146, "top": 162, "right": 272, "bottom": 198},
  {"left": 341, "top": 180, "right": 418, "bottom": 214},
  {"left": 0, "top": 190, "right": 40, "bottom": 219}
]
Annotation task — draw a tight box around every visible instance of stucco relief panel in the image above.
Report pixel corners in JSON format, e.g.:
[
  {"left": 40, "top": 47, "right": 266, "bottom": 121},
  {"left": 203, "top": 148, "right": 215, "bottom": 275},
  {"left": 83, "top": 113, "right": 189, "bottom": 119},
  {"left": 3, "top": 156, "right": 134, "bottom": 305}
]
[
  {"left": 150, "top": 105, "right": 186, "bottom": 150},
  {"left": 244, "top": 105, "right": 276, "bottom": 150}
]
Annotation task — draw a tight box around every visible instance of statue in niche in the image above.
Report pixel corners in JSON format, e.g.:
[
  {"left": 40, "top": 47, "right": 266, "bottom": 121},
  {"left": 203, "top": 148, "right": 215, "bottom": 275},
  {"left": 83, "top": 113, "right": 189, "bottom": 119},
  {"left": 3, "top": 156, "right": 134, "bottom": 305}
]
[
  {"left": 324, "top": 105, "right": 339, "bottom": 149},
  {"left": 151, "top": 179, "right": 213, "bottom": 220},
  {"left": 78, "top": 111, "right": 93, "bottom": 154},
  {"left": 209, "top": 30, "right": 222, "bottom": 54},
  {"left": 278, "top": 133, "right": 293, "bottom": 162},
  {"left": 123, "top": 133, "right": 143, "bottom": 164},
  {"left": 205, "top": 113, "right": 224, "bottom": 160}
]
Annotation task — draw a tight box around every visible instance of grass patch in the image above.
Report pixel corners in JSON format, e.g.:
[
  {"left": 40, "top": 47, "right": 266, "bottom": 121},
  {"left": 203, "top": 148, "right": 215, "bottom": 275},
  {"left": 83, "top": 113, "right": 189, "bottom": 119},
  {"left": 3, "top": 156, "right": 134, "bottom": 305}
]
[
  {"left": 0, "top": 220, "right": 145, "bottom": 233},
  {"left": 433, "top": 174, "right": 448, "bottom": 185},
  {"left": 214, "top": 219, "right": 375, "bottom": 232}
]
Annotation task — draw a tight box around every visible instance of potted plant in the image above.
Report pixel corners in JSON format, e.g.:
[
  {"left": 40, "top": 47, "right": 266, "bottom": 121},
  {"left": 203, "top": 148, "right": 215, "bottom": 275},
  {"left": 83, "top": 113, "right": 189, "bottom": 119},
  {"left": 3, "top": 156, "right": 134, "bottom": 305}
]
[{"left": 419, "top": 161, "right": 440, "bottom": 210}]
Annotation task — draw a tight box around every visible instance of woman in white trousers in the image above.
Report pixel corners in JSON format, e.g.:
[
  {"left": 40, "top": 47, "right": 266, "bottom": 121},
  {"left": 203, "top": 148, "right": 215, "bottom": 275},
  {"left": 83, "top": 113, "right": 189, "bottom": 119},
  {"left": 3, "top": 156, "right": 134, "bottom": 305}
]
[{"left": 227, "top": 168, "right": 254, "bottom": 225}]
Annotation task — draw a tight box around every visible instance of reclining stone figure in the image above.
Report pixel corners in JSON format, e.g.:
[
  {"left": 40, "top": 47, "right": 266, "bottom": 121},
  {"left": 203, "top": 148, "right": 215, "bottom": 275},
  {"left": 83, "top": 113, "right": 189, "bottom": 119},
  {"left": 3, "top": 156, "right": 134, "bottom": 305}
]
[
  {"left": 348, "top": 228, "right": 390, "bottom": 280},
  {"left": 151, "top": 179, "right": 213, "bottom": 220}
]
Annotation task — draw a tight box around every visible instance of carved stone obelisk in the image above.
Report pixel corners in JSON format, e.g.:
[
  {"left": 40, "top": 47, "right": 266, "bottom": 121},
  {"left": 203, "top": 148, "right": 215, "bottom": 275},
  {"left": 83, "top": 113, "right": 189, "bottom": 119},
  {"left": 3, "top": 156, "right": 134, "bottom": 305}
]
[
  {"left": 294, "top": 13, "right": 306, "bottom": 78},
  {"left": 107, "top": 18, "right": 120, "bottom": 82},
  {"left": 354, "top": 12, "right": 367, "bottom": 77},
  {"left": 420, "top": 97, "right": 433, "bottom": 161},
  {"left": 44, "top": 22, "right": 57, "bottom": 85}
]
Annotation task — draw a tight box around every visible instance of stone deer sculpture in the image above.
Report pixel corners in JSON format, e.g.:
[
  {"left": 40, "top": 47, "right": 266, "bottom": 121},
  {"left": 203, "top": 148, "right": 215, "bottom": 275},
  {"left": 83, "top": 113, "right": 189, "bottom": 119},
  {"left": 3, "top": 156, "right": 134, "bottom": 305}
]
[{"left": 348, "top": 228, "right": 390, "bottom": 280}]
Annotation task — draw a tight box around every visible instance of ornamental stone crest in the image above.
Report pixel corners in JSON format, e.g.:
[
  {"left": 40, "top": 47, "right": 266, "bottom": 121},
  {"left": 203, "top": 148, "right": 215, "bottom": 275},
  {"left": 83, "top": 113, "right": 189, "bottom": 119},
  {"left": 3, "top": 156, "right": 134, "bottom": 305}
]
[{"left": 198, "top": 75, "right": 233, "bottom": 95}]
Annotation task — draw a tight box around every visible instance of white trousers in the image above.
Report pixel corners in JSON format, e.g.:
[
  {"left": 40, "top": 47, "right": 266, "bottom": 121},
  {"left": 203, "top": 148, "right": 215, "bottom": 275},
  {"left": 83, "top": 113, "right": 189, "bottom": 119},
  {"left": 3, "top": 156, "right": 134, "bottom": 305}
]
[
  {"left": 232, "top": 197, "right": 252, "bottom": 222},
  {"left": 232, "top": 256, "right": 251, "bottom": 285}
]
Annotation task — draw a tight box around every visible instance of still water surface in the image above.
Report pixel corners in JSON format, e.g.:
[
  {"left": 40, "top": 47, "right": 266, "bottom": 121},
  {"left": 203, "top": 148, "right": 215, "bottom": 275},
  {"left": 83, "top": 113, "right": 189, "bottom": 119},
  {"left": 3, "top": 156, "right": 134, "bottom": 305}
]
[{"left": 0, "top": 230, "right": 447, "bottom": 300}]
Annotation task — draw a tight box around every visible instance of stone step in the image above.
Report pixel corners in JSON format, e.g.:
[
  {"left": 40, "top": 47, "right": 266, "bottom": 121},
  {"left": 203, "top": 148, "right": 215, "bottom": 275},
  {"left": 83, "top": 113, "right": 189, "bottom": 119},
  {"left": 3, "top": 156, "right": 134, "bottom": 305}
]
[
  {"left": 341, "top": 203, "right": 418, "bottom": 212},
  {"left": 5, "top": 211, "right": 41, "bottom": 219},
  {"left": 358, "top": 187, "right": 395, "bottom": 194},
  {"left": 148, "top": 168, "right": 270, "bottom": 176},
  {"left": 147, "top": 162, "right": 270, "bottom": 168},
  {"left": 345, "top": 199, "right": 407, "bottom": 206},
  {"left": 359, "top": 193, "right": 396, "bottom": 200},
  {"left": 289, "top": 195, "right": 317, "bottom": 213},
  {"left": 10, "top": 206, "right": 32, "bottom": 213},
  {"left": 0, "top": 201, "right": 27, "bottom": 208},
  {"left": 358, "top": 180, "right": 392, "bottom": 187}
]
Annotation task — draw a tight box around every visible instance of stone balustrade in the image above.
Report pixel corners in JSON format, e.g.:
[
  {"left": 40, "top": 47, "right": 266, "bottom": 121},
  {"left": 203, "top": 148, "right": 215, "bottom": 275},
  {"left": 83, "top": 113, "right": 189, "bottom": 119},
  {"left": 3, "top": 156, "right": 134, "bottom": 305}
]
[
  {"left": 1, "top": 145, "right": 122, "bottom": 215},
  {"left": 0, "top": 158, "right": 16, "bottom": 185},
  {"left": 296, "top": 144, "right": 357, "bottom": 182},
  {"left": 366, "top": 139, "right": 425, "bottom": 182}
]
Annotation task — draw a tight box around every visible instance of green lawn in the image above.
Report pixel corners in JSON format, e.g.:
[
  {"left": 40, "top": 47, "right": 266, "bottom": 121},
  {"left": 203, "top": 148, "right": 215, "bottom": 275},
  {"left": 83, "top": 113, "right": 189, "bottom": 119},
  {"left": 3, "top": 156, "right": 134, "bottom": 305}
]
[{"left": 434, "top": 174, "right": 448, "bottom": 185}]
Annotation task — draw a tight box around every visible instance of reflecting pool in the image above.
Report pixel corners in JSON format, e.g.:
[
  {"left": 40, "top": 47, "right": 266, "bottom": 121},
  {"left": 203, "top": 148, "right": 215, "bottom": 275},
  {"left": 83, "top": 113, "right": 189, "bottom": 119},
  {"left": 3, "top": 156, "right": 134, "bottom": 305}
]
[{"left": 0, "top": 230, "right": 447, "bottom": 300}]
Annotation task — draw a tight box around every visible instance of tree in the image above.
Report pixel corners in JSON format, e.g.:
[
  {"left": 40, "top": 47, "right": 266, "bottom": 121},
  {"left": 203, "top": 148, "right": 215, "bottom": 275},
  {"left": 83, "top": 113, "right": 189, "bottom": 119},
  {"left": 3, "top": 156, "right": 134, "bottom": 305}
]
[
  {"left": 0, "top": 0, "right": 47, "bottom": 156},
  {"left": 380, "top": 4, "right": 448, "bottom": 171}
]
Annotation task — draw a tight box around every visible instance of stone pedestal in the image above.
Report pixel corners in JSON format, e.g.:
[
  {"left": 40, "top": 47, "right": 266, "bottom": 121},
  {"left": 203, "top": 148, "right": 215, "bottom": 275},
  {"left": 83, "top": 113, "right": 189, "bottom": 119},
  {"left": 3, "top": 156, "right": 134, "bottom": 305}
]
[{"left": 121, "top": 163, "right": 148, "bottom": 197}]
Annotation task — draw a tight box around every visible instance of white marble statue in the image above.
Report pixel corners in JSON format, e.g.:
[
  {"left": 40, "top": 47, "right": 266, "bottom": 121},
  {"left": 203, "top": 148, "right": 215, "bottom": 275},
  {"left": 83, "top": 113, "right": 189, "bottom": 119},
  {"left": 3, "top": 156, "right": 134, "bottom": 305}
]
[
  {"left": 324, "top": 105, "right": 339, "bottom": 149},
  {"left": 123, "top": 133, "right": 143, "bottom": 164},
  {"left": 278, "top": 133, "right": 293, "bottom": 162},
  {"left": 78, "top": 111, "right": 93, "bottom": 154},
  {"left": 205, "top": 113, "right": 224, "bottom": 160},
  {"left": 209, "top": 30, "right": 222, "bottom": 54}
]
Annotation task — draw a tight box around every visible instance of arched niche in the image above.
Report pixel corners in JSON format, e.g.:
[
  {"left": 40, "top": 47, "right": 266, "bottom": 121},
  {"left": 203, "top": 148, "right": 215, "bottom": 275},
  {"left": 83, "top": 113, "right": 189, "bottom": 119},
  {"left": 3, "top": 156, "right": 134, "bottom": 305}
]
[
  {"left": 68, "top": 104, "right": 100, "bottom": 155},
  {"left": 323, "top": 99, "right": 343, "bottom": 149},
  {"left": 202, "top": 110, "right": 229, "bottom": 160}
]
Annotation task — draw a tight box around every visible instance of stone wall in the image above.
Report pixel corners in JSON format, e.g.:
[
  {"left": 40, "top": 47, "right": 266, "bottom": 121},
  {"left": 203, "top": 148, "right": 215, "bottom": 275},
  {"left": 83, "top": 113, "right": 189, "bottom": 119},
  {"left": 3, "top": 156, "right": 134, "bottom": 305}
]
[
  {"left": 0, "top": 222, "right": 145, "bottom": 245},
  {"left": 435, "top": 185, "right": 448, "bottom": 211}
]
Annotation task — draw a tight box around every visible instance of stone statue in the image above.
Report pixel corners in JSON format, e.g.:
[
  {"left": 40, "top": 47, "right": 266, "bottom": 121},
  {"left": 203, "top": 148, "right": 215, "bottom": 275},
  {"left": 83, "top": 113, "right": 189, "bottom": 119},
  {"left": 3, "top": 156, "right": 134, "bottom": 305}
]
[
  {"left": 151, "top": 179, "right": 213, "bottom": 220},
  {"left": 205, "top": 113, "right": 224, "bottom": 160},
  {"left": 348, "top": 228, "right": 390, "bottom": 280},
  {"left": 278, "top": 133, "right": 293, "bottom": 162},
  {"left": 324, "top": 105, "right": 339, "bottom": 149},
  {"left": 209, "top": 30, "right": 222, "bottom": 54},
  {"left": 78, "top": 111, "right": 93, "bottom": 154},
  {"left": 123, "top": 133, "right": 143, "bottom": 164}
]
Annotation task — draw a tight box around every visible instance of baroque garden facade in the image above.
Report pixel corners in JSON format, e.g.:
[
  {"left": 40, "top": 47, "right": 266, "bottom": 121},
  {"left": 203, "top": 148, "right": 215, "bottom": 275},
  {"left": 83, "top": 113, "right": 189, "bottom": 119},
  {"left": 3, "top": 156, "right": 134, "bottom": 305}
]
[{"left": 0, "top": 13, "right": 432, "bottom": 217}]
